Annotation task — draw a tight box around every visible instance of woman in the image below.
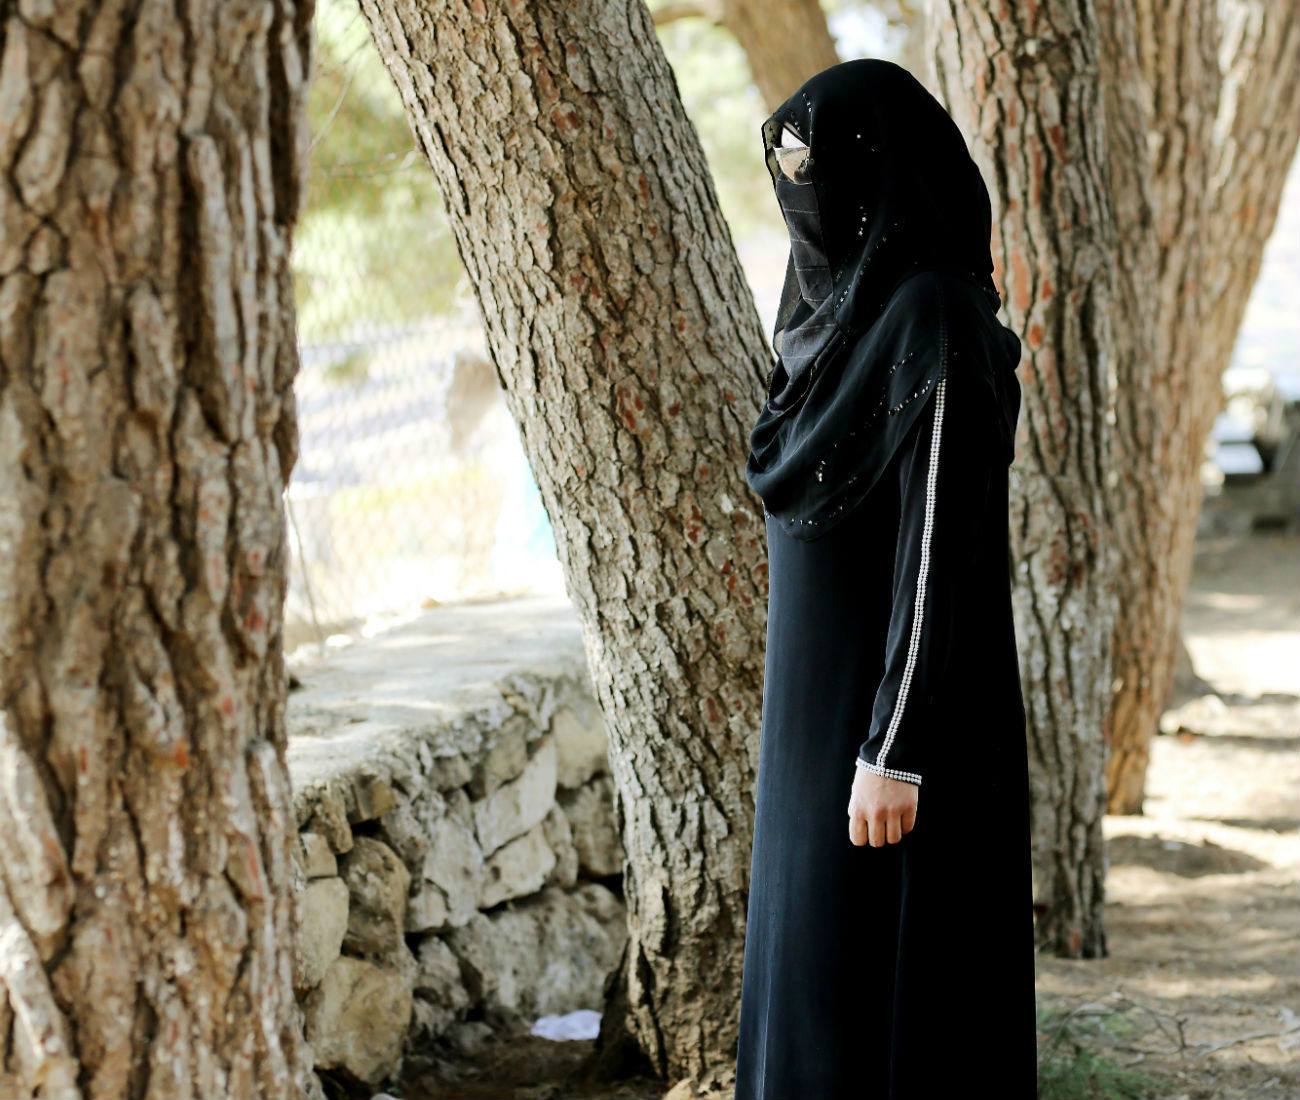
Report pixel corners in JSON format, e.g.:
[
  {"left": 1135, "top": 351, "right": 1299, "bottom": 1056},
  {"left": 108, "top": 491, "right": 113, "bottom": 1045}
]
[{"left": 735, "top": 59, "right": 1037, "bottom": 1099}]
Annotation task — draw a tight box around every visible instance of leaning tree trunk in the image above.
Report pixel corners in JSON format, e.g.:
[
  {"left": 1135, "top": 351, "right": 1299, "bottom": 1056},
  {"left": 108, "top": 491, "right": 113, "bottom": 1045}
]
[
  {"left": 1103, "top": 0, "right": 1300, "bottom": 813},
  {"left": 357, "top": 0, "right": 770, "bottom": 1088},
  {"left": 925, "top": 2, "right": 1118, "bottom": 957},
  {"left": 716, "top": 0, "right": 839, "bottom": 109},
  {"left": 1090, "top": 0, "right": 1170, "bottom": 821},
  {"left": 0, "top": 3, "right": 313, "bottom": 1097},
  {"left": 651, "top": 0, "right": 841, "bottom": 110}
]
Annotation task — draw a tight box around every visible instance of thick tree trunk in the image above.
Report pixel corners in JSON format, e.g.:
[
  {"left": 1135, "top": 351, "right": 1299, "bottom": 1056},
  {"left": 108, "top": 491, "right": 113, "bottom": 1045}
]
[
  {"left": 925, "top": 0, "right": 1300, "bottom": 948},
  {"left": 1104, "top": 0, "right": 1300, "bottom": 813},
  {"left": 357, "top": 0, "right": 770, "bottom": 1087},
  {"left": 925, "top": 3, "right": 1117, "bottom": 957},
  {"left": 652, "top": 0, "right": 840, "bottom": 110},
  {"left": 0, "top": 2, "right": 314, "bottom": 1097},
  {"left": 1091, "top": 0, "right": 1167, "bottom": 822}
]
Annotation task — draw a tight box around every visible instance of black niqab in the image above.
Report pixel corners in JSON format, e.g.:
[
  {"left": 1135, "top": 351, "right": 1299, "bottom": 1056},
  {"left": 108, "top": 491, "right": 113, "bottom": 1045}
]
[{"left": 746, "top": 58, "right": 1024, "bottom": 540}]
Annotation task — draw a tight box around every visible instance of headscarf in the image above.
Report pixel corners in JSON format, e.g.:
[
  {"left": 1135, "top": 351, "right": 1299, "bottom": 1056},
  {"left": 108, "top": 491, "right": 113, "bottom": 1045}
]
[{"left": 745, "top": 58, "right": 1024, "bottom": 540}]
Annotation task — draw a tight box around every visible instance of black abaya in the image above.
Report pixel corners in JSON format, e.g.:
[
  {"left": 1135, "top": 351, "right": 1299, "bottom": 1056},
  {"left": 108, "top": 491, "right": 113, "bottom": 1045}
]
[{"left": 733, "top": 359, "right": 1038, "bottom": 1099}]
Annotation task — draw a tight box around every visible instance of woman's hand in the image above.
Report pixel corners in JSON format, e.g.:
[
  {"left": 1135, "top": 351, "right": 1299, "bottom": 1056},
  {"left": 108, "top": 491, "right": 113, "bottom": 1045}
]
[{"left": 847, "top": 767, "right": 918, "bottom": 847}]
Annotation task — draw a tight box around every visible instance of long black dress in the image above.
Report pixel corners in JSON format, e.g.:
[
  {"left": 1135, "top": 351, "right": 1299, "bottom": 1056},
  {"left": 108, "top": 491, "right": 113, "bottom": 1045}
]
[{"left": 733, "top": 359, "right": 1038, "bottom": 1099}]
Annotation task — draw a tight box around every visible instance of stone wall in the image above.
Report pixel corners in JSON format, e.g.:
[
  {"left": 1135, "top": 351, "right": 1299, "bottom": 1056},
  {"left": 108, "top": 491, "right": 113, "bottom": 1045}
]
[{"left": 284, "top": 595, "right": 625, "bottom": 1090}]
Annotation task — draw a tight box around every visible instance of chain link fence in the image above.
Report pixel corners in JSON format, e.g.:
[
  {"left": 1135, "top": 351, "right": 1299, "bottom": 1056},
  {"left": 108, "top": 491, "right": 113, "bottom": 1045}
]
[{"left": 285, "top": 1, "right": 563, "bottom": 654}]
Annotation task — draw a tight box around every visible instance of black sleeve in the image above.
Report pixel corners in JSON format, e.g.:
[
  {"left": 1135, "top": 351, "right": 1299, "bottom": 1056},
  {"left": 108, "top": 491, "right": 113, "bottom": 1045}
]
[{"left": 855, "top": 373, "right": 994, "bottom": 785}]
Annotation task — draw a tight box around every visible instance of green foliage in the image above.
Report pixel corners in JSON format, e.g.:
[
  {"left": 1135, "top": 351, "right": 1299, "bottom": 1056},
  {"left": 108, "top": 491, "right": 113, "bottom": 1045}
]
[
  {"left": 294, "top": 0, "right": 466, "bottom": 343},
  {"left": 652, "top": 14, "right": 784, "bottom": 242},
  {"left": 1035, "top": 1002, "right": 1167, "bottom": 1100}
]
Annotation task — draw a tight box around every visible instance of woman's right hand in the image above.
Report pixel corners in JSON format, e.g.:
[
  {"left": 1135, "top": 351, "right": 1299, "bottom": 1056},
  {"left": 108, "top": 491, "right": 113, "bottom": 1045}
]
[{"left": 847, "top": 766, "right": 918, "bottom": 847}]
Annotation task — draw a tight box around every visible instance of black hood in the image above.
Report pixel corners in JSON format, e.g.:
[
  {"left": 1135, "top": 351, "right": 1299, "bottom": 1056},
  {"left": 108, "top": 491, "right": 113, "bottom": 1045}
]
[{"left": 746, "top": 58, "right": 1023, "bottom": 539}]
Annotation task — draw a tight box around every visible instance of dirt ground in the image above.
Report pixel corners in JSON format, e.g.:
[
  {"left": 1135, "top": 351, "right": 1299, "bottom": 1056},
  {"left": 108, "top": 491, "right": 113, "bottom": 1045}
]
[
  {"left": 385, "top": 528, "right": 1298, "bottom": 1100},
  {"left": 1034, "top": 528, "right": 1299, "bottom": 1100}
]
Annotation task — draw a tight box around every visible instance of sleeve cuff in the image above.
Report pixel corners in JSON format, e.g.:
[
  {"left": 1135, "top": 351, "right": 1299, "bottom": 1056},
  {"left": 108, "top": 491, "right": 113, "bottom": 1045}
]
[{"left": 855, "top": 755, "right": 922, "bottom": 786}]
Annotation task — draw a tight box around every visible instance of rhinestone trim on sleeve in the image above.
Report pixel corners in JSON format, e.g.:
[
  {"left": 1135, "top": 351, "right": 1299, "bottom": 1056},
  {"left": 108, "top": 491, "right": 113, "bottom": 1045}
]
[
  {"left": 872, "top": 373, "right": 947, "bottom": 779},
  {"left": 855, "top": 756, "right": 923, "bottom": 786}
]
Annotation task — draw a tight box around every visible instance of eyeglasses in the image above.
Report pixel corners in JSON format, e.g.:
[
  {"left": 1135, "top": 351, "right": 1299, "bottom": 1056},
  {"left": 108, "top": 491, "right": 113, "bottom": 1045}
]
[
  {"left": 775, "top": 144, "right": 811, "bottom": 183},
  {"left": 774, "top": 124, "right": 811, "bottom": 183}
]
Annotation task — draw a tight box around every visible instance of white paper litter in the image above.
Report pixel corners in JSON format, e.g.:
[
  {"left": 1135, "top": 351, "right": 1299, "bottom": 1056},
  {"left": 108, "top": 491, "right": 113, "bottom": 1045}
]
[{"left": 529, "top": 1009, "right": 602, "bottom": 1041}]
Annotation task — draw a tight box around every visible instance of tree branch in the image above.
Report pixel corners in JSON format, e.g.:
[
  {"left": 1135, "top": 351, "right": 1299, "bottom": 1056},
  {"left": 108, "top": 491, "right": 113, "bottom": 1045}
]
[{"left": 651, "top": 1, "right": 725, "bottom": 26}]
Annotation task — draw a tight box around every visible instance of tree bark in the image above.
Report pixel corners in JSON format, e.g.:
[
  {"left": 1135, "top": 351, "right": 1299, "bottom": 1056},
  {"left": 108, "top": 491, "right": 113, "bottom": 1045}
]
[
  {"left": 924, "top": 3, "right": 1118, "bottom": 957},
  {"left": 356, "top": 0, "right": 771, "bottom": 1087},
  {"left": 925, "top": 0, "right": 1299, "bottom": 947},
  {"left": 652, "top": 0, "right": 840, "bottom": 111},
  {"left": 1103, "top": 0, "right": 1300, "bottom": 813},
  {"left": 0, "top": 2, "right": 314, "bottom": 1097},
  {"left": 1089, "top": 0, "right": 1164, "bottom": 825}
]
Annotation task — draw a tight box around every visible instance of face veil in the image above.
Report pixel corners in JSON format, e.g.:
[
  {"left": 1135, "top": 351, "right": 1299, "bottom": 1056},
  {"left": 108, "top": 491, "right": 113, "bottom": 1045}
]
[{"left": 746, "top": 58, "right": 1023, "bottom": 539}]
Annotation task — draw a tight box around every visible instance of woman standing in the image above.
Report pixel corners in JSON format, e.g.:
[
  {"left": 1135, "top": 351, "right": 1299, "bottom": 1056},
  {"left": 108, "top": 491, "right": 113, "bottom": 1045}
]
[{"left": 735, "top": 59, "right": 1037, "bottom": 1099}]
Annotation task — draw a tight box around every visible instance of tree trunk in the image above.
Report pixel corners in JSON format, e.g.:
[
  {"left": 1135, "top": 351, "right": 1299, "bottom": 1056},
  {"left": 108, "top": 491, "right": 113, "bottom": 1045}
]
[
  {"left": 924, "top": 2, "right": 1117, "bottom": 957},
  {"left": 719, "top": 0, "right": 840, "bottom": 109},
  {"left": 651, "top": 0, "right": 840, "bottom": 111},
  {"left": 1104, "top": 0, "right": 1300, "bottom": 814},
  {"left": 356, "top": 0, "right": 771, "bottom": 1087},
  {"left": 0, "top": 2, "right": 314, "bottom": 1097}
]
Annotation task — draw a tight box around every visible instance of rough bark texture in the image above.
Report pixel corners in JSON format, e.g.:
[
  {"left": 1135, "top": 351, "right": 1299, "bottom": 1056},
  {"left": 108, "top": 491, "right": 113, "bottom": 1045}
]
[
  {"left": 652, "top": 0, "right": 841, "bottom": 110},
  {"left": 1089, "top": 0, "right": 1164, "bottom": 826},
  {"left": 0, "top": 2, "right": 314, "bottom": 1097},
  {"left": 925, "top": 3, "right": 1117, "bottom": 957},
  {"left": 356, "top": 0, "right": 771, "bottom": 1087},
  {"left": 1103, "top": 0, "right": 1300, "bottom": 813},
  {"left": 925, "top": 0, "right": 1299, "bottom": 946}
]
